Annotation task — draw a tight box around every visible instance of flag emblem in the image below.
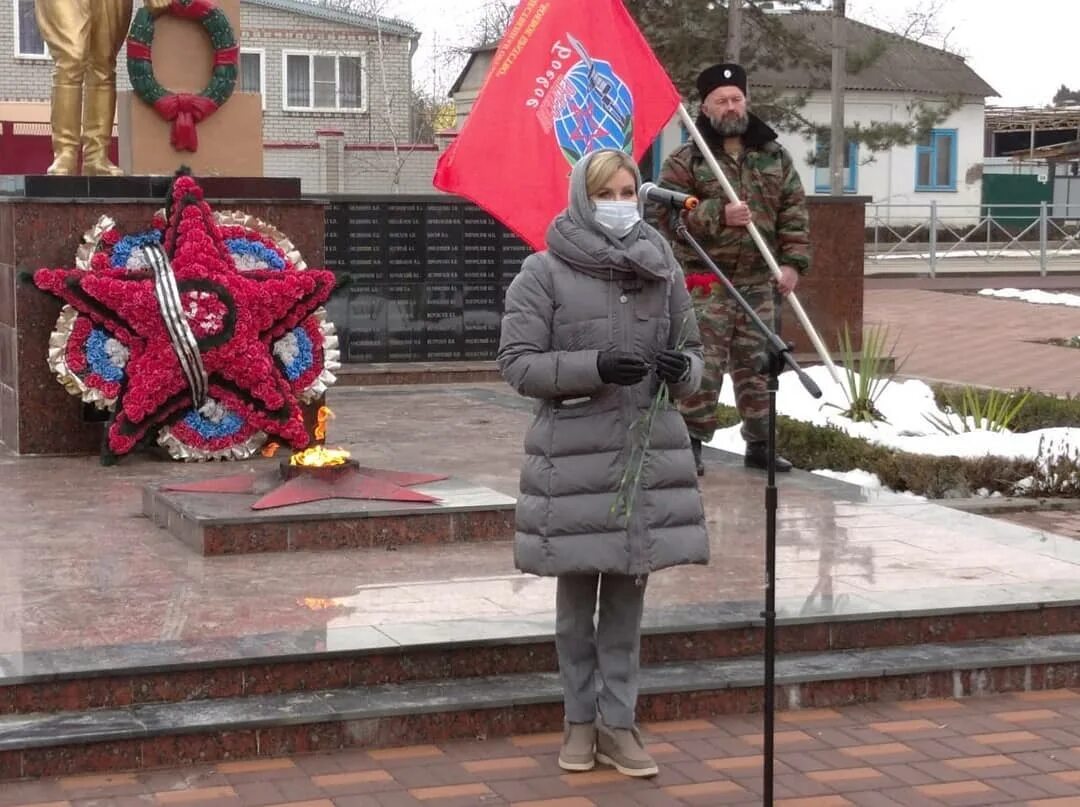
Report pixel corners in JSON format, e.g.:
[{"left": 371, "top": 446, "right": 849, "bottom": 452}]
[{"left": 551, "top": 36, "right": 634, "bottom": 164}]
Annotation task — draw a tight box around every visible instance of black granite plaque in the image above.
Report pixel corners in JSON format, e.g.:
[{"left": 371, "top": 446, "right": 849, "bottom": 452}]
[
  {"left": 384, "top": 203, "right": 425, "bottom": 283},
  {"left": 343, "top": 202, "right": 386, "bottom": 282},
  {"left": 425, "top": 204, "right": 464, "bottom": 283},
  {"left": 343, "top": 282, "right": 387, "bottom": 362},
  {"left": 323, "top": 204, "right": 347, "bottom": 269},
  {"left": 498, "top": 225, "right": 533, "bottom": 280},
  {"left": 461, "top": 207, "right": 499, "bottom": 282},
  {"left": 322, "top": 198, "right": 536, "bottom": 362},
  {"left": 383, "top": 283, "right": 424, "bottom": 361}
]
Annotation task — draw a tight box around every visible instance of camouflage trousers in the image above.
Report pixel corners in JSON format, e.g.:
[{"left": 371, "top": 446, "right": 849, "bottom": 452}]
[{"left": 678, "top": 282, "right": 779, "bottom": 444}]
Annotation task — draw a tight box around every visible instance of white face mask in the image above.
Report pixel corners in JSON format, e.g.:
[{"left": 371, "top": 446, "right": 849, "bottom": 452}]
[{"left": 593, "top": 200, "right": 641, "bottom": 237}]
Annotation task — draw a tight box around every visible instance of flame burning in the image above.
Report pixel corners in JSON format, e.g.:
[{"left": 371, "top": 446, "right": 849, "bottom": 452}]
[
  {"left": 315, "top": 405, "right": 334, "bottom": 441},
  {"left": 290, "top": 444, "right": 351, "bottom": 467},
  {"left": 298, "top": 597, "right": 339, "bottom": 611},
  {"left": 261, "top": 442, "right": 281, "bottom": 458}
]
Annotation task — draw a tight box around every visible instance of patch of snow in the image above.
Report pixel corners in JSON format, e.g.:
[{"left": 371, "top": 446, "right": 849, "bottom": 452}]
[
  {"left": 705, "top": 366, "right": 1079, "bottom": 480},
  {"left": 977, "top": 288, "right": 1080, "bottom": 308}
]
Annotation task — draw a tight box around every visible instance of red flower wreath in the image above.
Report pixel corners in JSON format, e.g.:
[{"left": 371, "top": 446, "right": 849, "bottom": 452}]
[{"left": 34, "top": 174, "right": 338, "bottom": 462}]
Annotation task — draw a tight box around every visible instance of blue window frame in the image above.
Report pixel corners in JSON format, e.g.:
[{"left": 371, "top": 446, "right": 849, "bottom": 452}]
[
  {"left": 915, "top": 129, "right": 957, "bottom": 191},
  {"left": 814, "top": 136, "right": 857, "bottom": 193}
]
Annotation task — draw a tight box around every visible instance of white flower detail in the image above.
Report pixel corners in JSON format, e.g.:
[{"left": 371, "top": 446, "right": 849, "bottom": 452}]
[
  {"left": 126, "top": 248, "right": 151, "bottom": 270},
  {"left": 197, "top": 398, "right": 228, "bottom": 424},
  {"left": 234, "top": 253, "right": 269, "bottom": 270},
  {"left": 273, "top": 332, "right": 300, "bottom": 365},
  {"left": 104, "top": 338, "right": 129, "bottom": 368}
]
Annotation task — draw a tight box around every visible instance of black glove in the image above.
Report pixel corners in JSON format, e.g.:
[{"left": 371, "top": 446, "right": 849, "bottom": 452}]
[
  {"left": 596, "top": 350, "right": 649, "bottom": 386},
  {"left": 655, "top": 349, "right": 690, "bottom": 384}
]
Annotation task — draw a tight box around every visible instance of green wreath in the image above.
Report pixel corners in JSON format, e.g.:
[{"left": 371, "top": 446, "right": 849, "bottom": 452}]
[{"left": 126, "top": 0, "right": 238, "bottom": 152}]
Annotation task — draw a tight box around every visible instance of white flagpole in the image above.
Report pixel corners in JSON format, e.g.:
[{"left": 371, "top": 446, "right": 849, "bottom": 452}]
[{"left": 675, "top": 104, "right": 841, "bottom": 384}]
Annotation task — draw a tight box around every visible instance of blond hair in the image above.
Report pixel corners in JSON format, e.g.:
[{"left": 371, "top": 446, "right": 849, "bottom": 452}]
[{"left": 584, "top": 150, "right": 638, "bottom": 198}]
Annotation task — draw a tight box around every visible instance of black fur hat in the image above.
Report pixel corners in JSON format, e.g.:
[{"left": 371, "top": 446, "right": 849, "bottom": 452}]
[{"left": 696, "top": 63, "right": 748, "bottom": 100}]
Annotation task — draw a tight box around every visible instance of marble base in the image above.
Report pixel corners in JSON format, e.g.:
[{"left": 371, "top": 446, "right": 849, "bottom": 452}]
[
  {"left": 4, "top": 634, "right": 1080, "bottom": 779},
  {"left": 143, "top": 471, "right": 517, "bottom": 555}
]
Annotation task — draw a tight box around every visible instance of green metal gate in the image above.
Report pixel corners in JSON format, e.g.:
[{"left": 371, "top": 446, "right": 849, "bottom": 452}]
[{"left": 982, "top": 174, "right": 1053, "bottom": 227}]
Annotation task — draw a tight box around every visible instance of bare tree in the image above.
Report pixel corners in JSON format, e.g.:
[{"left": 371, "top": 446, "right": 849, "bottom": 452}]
[{"left": 853, "top": 0, "right": 962, "bottom": 55}]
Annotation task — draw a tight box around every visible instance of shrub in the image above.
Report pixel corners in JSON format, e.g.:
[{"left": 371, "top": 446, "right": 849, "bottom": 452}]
[
  {"left": 713, "top": 404, "right": 1040, "bottom": 498},
  {"left": 924, "top": 386, "right": 1031, "bottom": 434},
  {"left": 829, "top": 324, "right": 901, "bottom": 423},
  {"left": 932, "top": 385, "right": 1080, "bottom": 432}
]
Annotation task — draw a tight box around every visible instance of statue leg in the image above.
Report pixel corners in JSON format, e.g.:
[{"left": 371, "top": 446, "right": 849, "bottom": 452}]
[
  {"left": 35, "top": 0, "right": 92, "bottom": 175},
  {"left": 82, "top": 0, "right": 133, "bottom": 177}
]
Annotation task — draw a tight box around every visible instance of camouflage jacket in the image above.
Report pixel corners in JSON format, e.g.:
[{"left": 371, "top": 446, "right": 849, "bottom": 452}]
[{"left": 650, "top": 112, "right": 810, "bottom": 288}]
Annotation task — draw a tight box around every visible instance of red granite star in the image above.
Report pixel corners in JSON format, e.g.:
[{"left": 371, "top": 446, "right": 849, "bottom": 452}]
[{"left": 34, "top": 175, "right": 336, "bottom": 459}]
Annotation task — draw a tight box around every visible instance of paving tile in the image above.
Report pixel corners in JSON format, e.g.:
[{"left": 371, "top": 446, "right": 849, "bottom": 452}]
[
  {"left": 993, "top": 710, "right": 1064, "bottom": 724},
  {"left": 154, "top": 786, "right": 239, "bottom": 804},
  {"left": 557, "top": 771, "right": 625, "bottom": 788},
  {"left": 661, "top": 781, "right": 747, "bottom": 799},
  {"left": 807, "top": 767, "right": 887, "bottom": 785},
  {"left": 778, "top": 709, "right": 845, "bottom": 724},
  {"left": 406, "top": 783, "right": 493, "bottom": 801},
  {"left": 836, "top": 742, "right": 919, "bottom": 762},
  {"left": 310, "top": 770, "right": 395, "bottom": 789},
  {"left": 216, "top": 759, "right": 298, "bottom": 774},
  {"left": 461, "top": 756, "right": 539, "bottom": 774},
  {"left": 915, "top": 780, "right": 999, "bottom": 799},
  {"left": 227, "top": 781, "right": 284, "bottom": 807},
  {"left": 644, "top": 719, "right": 716, "bottom": 735},
  {"left": 368, "top": 747, "right": 445, "bottom": 763}
]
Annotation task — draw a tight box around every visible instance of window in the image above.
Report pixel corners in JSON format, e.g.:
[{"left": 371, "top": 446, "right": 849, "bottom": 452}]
[
  {"left": 915, "top": 129, "right": 957, "bottom": 191},
  {"left": 239, "top": 49, "right": 265, "bottom": 110},
  {"left": 15, "top": 0, "right": 48, "bottom": 58},
  {"left": 814, "top": 135, "right": 857, "bottom": 193},
  {"left": 283, "top": 51, "right": 366, "bottom": 112}
]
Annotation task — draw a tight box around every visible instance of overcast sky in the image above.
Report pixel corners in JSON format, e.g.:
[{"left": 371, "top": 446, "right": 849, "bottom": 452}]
[{"left": 378, "top": 0, "right": 1075, "bottom": 108}]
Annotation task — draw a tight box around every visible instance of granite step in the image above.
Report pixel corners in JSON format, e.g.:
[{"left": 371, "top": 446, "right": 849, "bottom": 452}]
[
  {"left": 3, "top": 633, "right": 1080, "bottom": 780},
  {"left": 5, "top": 601, "right": 1079, "bottom": 717}
]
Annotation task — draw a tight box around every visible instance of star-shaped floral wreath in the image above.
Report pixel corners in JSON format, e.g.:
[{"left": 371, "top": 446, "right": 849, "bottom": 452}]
[{"left": 34, "top": 174, "right": 340, "bottom": 462}]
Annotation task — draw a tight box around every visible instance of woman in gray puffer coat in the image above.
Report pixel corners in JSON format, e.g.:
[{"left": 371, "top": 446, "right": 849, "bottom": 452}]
[{"left": 497, "top": 149, "right": 709, "bottom": 779}]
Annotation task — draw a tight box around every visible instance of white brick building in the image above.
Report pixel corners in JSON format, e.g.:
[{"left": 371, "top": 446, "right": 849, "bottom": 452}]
[{"left": 1, "top": 0, "right": 440, "bottom": 192}]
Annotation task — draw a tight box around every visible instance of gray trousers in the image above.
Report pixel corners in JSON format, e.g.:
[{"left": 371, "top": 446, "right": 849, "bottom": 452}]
[{"left": 555, "top": 573, "right": 647, "bottom": 729}]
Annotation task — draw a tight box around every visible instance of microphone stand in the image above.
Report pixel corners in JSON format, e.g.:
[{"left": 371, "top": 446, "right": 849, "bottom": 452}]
[{"left": 673, "top": 213, "right": 822, "bottom": 807}]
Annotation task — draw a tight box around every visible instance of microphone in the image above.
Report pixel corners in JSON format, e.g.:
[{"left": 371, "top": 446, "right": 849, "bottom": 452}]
[{"left": 640, "top": 182, "right": 699, "bottom": 210}]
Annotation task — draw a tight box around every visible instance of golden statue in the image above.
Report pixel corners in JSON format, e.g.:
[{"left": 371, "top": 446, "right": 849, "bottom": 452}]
[{"left": 35, "top": 0, "right": 171, "bottom": 176}]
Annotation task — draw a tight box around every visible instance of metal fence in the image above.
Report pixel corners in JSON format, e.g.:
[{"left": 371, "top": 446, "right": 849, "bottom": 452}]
[{"left": 865, "top": 202, "right": 1080, "bottom": 276}]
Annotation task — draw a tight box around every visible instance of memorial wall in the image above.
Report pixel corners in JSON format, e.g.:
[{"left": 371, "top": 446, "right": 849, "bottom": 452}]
[{"left": 323, "top": 197, "right": 533, "bottom": 363}]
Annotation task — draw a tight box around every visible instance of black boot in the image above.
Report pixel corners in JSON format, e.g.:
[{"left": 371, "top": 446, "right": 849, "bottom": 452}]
[
  {"left": 690, "top": 438, "right": 705, "bottom": 477},
  {"left": 744, "top": 441, "right": 792, "bottom": 472}
]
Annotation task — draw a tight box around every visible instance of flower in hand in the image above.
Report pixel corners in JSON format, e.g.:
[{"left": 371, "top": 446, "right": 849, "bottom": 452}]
[
  {"left": 655, "top": 349, "right": 690, "bottom": 383},
  {"left": 597, "top": 350, "right": 648, "bottom": 386}
]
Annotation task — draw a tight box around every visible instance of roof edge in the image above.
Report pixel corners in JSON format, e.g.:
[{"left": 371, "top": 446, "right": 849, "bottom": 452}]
[{"left": 244, "top": 0, "right": 420, "bottom": 39}]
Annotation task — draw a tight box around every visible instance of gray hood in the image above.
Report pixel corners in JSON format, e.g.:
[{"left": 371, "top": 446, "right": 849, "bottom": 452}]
[{"left": 545, "top": 149, "right": 675, "bottom": 283}]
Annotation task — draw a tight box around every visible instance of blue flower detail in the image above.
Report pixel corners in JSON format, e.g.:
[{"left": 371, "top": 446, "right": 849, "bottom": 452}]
[
  {"left": 111, "top": 230, "right": 163, "bottom": 269},
  {"left": 280, "top": 328, "right": 314, "bottom": 381},
  {"left": 226, "top": 238, "right": 286, "bottom": 270},
  {"left": 85, "top": 328, "right": 126, "bottom": 382},
  {"left": 182, "top": 407, "right": 245, "bottom": 439}
]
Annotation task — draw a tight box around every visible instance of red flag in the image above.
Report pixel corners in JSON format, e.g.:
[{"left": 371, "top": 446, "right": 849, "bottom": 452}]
[{"left": 433, "top": 0, "right": 680, "bottom": 251}]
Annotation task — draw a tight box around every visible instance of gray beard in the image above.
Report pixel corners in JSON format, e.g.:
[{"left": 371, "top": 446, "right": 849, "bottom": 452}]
[{"left": 709, "top": 113, "right": 749, "bottom": 137}]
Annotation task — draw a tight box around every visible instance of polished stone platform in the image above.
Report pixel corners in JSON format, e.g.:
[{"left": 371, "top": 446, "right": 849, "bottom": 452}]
[
  {"left": 144, "top": 470, "right": 515, "bottom": 555},
  {"left": 2, "top": 383, "right": 1080, "bottom": 779}
]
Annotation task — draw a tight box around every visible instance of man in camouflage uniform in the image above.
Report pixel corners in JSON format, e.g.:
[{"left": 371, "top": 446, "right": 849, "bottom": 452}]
[{"left": 650, "top": 63, "right": 810, "bottom": 475}]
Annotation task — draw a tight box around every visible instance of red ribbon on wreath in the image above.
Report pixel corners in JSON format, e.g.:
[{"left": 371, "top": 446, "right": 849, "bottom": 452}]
[
  {"left": 169, "top": 0, "right": 216, "bottom": 19},
  {"left": 153, "top": 94, "right": 220, "bottom": 152}
]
